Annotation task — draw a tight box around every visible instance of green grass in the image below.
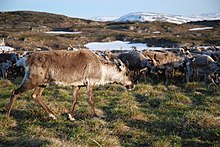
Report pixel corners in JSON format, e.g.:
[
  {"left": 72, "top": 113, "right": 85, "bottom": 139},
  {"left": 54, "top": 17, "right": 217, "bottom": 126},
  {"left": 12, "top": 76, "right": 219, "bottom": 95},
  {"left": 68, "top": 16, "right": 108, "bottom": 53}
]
[{"left": 0, "top": 79, "right": 219, "bottom": 146}]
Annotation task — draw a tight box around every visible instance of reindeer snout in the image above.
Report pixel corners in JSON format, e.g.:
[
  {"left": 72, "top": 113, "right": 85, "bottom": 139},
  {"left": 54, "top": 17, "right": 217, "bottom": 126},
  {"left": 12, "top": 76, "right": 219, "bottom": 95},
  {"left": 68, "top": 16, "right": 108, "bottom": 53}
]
[{"left": 125, "top": 83, "right": 135, "bottom": 91}]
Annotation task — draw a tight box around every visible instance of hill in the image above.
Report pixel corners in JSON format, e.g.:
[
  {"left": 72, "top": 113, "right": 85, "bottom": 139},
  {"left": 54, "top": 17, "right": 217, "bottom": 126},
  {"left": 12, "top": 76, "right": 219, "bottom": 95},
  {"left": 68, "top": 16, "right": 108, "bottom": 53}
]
[{"left": 0, "top": 11, "right": 220, "bottom": 51}]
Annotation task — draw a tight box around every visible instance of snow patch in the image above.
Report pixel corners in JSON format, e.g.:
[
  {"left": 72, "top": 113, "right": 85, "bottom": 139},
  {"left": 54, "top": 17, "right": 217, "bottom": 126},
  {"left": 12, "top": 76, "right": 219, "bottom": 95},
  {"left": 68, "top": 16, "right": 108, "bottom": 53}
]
[
  {"left": 0, "top": 46, "right": 15, "bottom": 52},
  {"left": 152, "top": 31, "right": 161, "bottom": 34},
  {"left": 84, "top": 41, "right": 147, "bottom": 51},
  {"left": 189, "top": 27, "right": 213, "bottom": 31},
  {"left": 45, "top": 31, "right": 81, "bottom": 34}
]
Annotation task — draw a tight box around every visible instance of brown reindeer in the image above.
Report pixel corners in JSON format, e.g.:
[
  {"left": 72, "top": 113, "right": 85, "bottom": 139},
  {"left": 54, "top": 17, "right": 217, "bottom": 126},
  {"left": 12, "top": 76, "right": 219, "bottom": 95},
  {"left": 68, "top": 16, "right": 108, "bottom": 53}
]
[
  {"left": 185, "top": 54, "right": 220, "bottom": 85},
  {"left": 142, "top": 50, "right": 185, "bottom": 84},
  {"left": 6, "top": 49, "right": 133, "bottom": 121}
]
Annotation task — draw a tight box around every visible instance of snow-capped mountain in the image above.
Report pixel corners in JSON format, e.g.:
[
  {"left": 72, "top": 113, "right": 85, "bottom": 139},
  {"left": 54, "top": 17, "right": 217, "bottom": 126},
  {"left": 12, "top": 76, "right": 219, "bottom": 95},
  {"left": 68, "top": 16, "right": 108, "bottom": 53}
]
[
  {"left": 90, "top": 12, "right": 220, "bottom": 24},
  {"left": 114, "top": 12, "right": 190, "bottom": 24},
  {"left": 114, "top": 12, "right": 220, "bottom": 24}
]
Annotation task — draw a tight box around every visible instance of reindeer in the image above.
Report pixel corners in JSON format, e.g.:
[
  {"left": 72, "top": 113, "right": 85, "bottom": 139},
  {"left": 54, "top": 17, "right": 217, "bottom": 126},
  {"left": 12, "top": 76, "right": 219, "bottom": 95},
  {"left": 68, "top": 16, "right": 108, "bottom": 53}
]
[
  {"left": 117, "top": 51, "right": 155, "bottom": 83},
  {"left": 185, "top": 54, "right": 220, "bottom": 86},
  {"left": 6, "top": 50, "right": 133, "bottom": 121},
  {"left": 0, "top": 60, "right": 12, "bottom": 79}
]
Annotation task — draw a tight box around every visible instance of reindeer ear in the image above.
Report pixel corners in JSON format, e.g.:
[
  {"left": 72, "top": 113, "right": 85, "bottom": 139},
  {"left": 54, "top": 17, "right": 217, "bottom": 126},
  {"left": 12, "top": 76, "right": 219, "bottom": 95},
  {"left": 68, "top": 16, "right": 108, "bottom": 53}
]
[
  {"left": 191, "top": 58, "right": 195, "bottom": 62},
  {"left": 114, "top": 59, "right": 119, "bottom": 66},
  {"left": 118, "top": 59, "right": 126, "bottom": 71},
  {"left": 104, "top": 55, "right": 110, "bottom": 61},
  {"left": 154, "top": 54, "right": 157, "bottom": 60},
  {"left": 125, "top": 60, "right": 129, "bottom": 67},
  {"left": 6, "top": 60, "right": 12, "bottom": 65},
  {"left": 117, "top": 59, "right": 124, "bottom": 66},
  {"left": 114, "top": 59, "right": 125, "bottom": 71}
]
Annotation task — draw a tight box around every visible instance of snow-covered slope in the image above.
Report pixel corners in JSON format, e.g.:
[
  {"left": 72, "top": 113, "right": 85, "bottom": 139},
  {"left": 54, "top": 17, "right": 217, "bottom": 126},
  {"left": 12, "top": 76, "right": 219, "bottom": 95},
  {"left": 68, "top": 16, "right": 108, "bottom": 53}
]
[
  {"left": 114, "top": 12, "right": 193, "bottom": 24},
  {"left": 114, "top": 12, "right": 220, "bottom": 24},
  {"left": 93, "top": 12, "right": 220, "bottom": 24},
  {"left": 89, "top": 16, "right": 120, "bottom": 22}
]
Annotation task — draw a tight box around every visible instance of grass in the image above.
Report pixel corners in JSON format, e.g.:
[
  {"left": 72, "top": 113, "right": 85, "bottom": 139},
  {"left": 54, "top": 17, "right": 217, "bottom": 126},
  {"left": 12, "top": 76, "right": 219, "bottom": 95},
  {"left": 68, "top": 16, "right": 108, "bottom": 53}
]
[{"left": 0, "top": 78, "right": 219, "bottom": 147}]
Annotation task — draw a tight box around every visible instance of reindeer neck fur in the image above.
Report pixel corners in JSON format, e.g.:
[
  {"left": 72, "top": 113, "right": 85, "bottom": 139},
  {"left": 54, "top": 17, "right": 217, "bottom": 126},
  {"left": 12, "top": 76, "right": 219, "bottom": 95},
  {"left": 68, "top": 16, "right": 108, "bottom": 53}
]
[{"left": 98, "top": 60, "right": 124, "bottom": 85}]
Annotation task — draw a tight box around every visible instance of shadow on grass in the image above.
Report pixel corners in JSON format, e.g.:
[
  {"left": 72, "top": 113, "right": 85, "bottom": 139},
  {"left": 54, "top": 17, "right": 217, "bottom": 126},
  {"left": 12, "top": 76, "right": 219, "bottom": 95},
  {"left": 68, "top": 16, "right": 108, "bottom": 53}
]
[
  {"left": 9, "top": 109, "right": 46, "bottom": 121},
  {"left": 0, "top": 111, "right": 51, "bottom": 146},
  {"left": 0, "top": 137, "right": 50, "bottom": 147}
]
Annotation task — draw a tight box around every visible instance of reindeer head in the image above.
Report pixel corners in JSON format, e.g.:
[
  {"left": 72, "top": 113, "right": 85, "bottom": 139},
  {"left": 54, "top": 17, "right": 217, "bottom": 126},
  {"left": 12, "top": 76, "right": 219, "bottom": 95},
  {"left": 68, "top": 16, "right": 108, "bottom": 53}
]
[{"left": 113, "top": 59, "right": 134, "bottom": 90}]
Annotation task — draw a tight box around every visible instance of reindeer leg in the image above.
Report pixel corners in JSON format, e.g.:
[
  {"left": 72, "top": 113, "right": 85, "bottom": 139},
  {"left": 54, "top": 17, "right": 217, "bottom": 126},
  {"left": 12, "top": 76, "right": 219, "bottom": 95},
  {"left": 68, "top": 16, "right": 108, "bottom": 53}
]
[
  {"left": 185, "top": 64, "right": 191, "bottom": 83},
  {"left": 6, "top": 84, "right": 31, "bottom": 115},
  {"left": 68, "top": 86, "right": 80, "bottom": 121},
  {"left": 207, "top": 75, "right": 218, "bottom": 89},
  {"left": 32, "top": 87, "right": 56, "bottom": 120},
  {"left": 87, "top": 84, "right": 97, "bottom": 117},
  {"left": 5, "top": 71, "right": 7, "bottom": 79},
  {"left": 2, "top": 70, "right": 5, "bottom": 79},
  {"left": 165, "top": 68, "right": 169, "bottom": 85},
  {"left": 6, "top": 90, "right": 20, "bottom": 115}
]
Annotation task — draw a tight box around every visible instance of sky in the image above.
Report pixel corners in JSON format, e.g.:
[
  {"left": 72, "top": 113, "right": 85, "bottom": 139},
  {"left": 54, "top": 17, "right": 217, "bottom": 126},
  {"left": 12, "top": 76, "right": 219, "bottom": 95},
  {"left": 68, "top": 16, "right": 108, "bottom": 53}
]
[{"left": 0, "top": 0, "right": 219, "bottom": 18}]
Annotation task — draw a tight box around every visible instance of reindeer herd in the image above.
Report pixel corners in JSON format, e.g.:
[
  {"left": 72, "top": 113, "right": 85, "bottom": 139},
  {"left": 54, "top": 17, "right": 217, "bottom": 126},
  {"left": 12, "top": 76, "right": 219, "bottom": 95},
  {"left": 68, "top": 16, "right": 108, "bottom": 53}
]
[
  {"left": 1, "top": 46, "right": 220, "bottom": 120},
  {"left": 100, "top": 46, "right": 220, "bottom": 86}
]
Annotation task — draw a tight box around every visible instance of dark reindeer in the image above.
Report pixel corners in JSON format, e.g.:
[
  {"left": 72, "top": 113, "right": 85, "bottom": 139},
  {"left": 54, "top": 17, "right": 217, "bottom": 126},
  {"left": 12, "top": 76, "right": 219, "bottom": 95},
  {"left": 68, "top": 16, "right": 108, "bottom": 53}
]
[
  {"left": 6, "top": 50, "right": 133, "bottom": 121},
  {"left": 117, "top": 51, "right": 154, "bottom": 83}
]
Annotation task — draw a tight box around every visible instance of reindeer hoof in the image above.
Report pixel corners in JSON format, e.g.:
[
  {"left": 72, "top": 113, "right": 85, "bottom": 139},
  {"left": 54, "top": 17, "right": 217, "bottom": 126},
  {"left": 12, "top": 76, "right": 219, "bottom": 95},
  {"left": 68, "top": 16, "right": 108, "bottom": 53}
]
[
  {"left": 94, "top": 114, "right": 106, "bottom": 119},
  {"left": 93, "top": 113, "right": 105, "bottom": 119},
  {"left": 67, "top": 113, "right": 76, "bottom": 121},
  {"left": 49, "top": 114, "right": 57, "bottom": 120}
]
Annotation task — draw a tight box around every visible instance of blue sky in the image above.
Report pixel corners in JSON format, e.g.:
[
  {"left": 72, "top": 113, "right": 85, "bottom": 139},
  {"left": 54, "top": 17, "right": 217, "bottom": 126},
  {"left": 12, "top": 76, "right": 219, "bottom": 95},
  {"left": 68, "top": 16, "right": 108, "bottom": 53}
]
[{"left": 0, "top": 0, "right": 219, "bottom": 18}]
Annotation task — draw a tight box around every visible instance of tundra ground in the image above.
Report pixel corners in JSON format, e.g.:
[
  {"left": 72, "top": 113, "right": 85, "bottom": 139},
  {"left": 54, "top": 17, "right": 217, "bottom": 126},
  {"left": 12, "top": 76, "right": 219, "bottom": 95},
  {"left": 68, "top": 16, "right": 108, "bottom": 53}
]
[{"left": 0, "top": 77, "right": 219, "bottom": 146}]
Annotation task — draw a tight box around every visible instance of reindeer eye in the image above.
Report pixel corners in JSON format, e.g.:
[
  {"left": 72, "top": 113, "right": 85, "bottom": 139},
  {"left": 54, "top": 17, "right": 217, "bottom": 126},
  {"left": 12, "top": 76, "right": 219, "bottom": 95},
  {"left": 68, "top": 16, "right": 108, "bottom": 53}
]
[{"left": 126, "top": 71, "right": 130, "bottom": 76}]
